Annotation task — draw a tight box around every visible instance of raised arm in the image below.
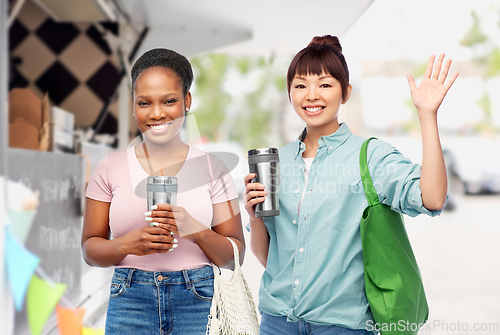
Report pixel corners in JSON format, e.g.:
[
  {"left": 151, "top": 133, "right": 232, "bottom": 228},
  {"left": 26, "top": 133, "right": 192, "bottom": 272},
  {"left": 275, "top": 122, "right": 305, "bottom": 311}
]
[{"left": 407, "top": 54, "right": 459, "bottom": 210}]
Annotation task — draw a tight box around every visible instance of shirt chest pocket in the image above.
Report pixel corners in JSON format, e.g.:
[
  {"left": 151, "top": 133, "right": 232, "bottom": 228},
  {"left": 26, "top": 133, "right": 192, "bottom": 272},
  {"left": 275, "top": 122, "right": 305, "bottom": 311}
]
[{"left": 321, "top": 180, "right": 365, "bottom": 232}]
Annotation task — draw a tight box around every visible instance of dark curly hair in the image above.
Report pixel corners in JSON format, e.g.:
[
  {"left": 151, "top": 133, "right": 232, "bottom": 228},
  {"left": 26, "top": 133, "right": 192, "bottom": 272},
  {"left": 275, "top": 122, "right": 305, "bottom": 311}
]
[{"left": 131, "top": 48, "right": 194, "bottom": 97}]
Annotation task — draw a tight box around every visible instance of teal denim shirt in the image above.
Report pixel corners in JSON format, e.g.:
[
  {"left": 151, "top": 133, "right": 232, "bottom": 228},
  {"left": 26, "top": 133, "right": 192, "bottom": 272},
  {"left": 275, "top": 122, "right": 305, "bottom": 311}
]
[{"left": 256, "top": 123, "right": 442, "bottom": 329}]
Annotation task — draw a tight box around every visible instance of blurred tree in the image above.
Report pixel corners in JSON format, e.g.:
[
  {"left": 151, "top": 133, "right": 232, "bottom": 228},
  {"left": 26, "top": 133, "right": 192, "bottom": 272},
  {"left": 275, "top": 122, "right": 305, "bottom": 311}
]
[
  {"left": 460, "top": 11, "right": 488, "bottom": 49},
  {"left": 190, "top": 55, "right": 231, "bottom": 142},
  {"left": 403, "top": 61, "right": 428, "bottom": 134},
  {"left": 485, "top": 48, "right": 500, "bottom": 77},
  {"left": 227, "top": 57, "right": 288, "bottom": 150},
  {"left": 189, "top": 54, "right": 288, "bottom": 150},
  {"left": 403, "top": 97, "right": 420, "bottom": 134},
  {"left": 460, "top": 8, "right": 500, "bottom": 133}
]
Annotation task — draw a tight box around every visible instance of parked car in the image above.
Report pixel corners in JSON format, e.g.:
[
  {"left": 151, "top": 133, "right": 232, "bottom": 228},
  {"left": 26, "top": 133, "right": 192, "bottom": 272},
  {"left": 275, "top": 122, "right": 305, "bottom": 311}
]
[{"left": 443, "top": 137, "right": 500, "bottom": 195}]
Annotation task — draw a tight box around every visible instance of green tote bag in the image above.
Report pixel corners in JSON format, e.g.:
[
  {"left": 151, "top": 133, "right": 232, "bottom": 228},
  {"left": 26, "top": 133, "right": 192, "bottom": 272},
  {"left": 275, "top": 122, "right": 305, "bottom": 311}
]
[{"left": 359, "top": 138, "right": 429, "bottom": 335}]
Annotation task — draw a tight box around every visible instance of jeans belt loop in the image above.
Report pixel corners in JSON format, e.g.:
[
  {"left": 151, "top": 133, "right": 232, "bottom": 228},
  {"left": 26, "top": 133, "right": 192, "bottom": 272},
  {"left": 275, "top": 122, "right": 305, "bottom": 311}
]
[
  {"left": 182, "top": 270, "right": 191, "bottom": 289},
  {"left": 125, "top": 268, "right": 135, "bottom": 288}
]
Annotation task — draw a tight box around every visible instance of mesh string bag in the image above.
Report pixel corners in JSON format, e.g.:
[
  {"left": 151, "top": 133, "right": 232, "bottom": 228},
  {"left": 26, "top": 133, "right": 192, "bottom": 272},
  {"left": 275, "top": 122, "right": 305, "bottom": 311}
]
[{"left": 206, "top": 237, "right": 260, "bottom": 335}]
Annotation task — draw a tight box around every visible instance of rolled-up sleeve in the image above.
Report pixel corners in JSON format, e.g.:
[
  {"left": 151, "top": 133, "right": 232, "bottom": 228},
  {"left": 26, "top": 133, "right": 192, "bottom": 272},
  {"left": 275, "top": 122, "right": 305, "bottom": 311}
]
[{"left": 368, "top": 140, "right": 443, "bottom": 218}]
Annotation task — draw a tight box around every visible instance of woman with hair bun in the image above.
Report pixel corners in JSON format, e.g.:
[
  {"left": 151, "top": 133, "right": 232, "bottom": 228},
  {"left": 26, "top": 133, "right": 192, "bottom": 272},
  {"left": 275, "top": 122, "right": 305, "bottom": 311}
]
[
  {"left": 82, "top": 48, "right": 244, "bottom": 334},
  {"left": 243, "top": 35, "right": 458, "bottom": 334}
]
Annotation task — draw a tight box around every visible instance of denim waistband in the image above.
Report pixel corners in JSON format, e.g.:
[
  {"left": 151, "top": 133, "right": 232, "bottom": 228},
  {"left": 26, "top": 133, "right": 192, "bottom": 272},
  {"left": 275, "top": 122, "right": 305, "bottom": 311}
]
[{"left": 113, "top": 266, "right": 214, "bottom": 288}]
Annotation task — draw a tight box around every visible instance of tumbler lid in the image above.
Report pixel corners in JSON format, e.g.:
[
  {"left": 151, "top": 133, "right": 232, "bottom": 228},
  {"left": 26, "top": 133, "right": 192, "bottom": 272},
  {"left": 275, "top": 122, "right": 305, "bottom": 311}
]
[
  {"left": 248, "top": 148, "right": 278, "bottom": 157},
  {"left": 147, "top": 176, "right": 177, "bottom": 185}
]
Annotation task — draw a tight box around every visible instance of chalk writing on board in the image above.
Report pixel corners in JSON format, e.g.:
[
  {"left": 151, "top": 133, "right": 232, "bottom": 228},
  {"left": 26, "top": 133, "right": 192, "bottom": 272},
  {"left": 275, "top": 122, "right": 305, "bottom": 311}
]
[
  {"left": 41, "top": 178, "right": 71, "bottom": 202},
  {"left": 52, "top": 265, "right": 76, "bottom": 291},
  {"left": 39, "top": 225, "right": 80, "bottom": 252},
  {"left": 9, "top": 148, "right": 85, "bottom": 335}
]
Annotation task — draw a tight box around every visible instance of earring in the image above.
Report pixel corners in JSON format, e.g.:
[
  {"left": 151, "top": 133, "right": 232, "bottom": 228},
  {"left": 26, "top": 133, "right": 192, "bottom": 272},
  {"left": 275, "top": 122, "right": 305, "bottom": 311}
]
[{"left": 186, "top": 108, "right": 190, "bottom": 112}]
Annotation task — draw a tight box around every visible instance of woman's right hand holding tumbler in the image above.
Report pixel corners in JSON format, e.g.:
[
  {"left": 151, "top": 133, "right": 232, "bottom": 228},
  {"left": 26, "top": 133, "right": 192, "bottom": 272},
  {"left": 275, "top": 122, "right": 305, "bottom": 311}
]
[
  {"left": 243, "top": 173, "right": 270, "bottom": 267},
  {"left": 243, "top": 173, "right": 268, "bottom": 219},
  {"left": 119, "top": 224, "right": 177, "bottom": 256}
]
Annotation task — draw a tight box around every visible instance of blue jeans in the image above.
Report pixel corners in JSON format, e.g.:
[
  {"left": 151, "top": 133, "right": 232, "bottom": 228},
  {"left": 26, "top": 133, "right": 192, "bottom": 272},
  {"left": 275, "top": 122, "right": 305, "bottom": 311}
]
[
  {"left": 260, "top": 313, "right": 375, "bottom": 335},
  {"left": 105, "top": 266, "right": 214, "bottom": 335}
]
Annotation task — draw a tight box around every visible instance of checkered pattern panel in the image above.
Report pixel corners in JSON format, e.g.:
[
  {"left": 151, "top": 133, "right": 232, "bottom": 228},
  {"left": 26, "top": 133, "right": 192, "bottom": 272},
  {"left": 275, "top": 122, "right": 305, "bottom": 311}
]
[{"left": 9, "top": 0, "right": 121, "bottom": 133}]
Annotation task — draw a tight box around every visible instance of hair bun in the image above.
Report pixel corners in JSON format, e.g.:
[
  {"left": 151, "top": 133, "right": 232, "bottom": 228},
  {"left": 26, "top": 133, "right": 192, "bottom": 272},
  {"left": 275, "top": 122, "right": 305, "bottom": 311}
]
[{"left": 307, "top": 35, "right": 342, "bottom": 51}]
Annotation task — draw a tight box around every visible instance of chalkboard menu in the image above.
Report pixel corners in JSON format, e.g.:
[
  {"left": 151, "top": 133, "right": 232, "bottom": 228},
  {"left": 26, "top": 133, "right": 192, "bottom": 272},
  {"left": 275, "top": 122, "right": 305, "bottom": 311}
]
[{"left": 8, "top": 148, "right": 85, "bottom": 334}]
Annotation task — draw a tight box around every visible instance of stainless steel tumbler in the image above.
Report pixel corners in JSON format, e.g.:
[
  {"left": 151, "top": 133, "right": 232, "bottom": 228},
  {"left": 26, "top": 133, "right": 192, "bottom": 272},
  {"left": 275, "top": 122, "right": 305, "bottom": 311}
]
[
  {"left": 248, "top": 148, "right": 279, "bottom": 217},
  {"left": 147, "top": 177, "right": 178, "bottom": 225}
]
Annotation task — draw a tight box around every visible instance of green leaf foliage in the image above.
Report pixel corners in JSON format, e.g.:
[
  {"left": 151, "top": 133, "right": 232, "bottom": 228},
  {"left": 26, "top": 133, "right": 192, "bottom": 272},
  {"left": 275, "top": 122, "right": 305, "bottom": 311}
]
[
  {"left": 459, "top": 8, "right": 500, "bottom": 134},
  {"left": 190, "top": 55, "right": 231, "bottom": 141},
  {"left": 189, "top": 54, "right": 289, "bottom": 148},
  {"left": 476, "top": 91, "right": 491, "bottom": 119},
  {"left": 485, "top": 47, "right": 500, "bottom": 77},
  {"left": 460, "top": 11, "right": 488, "bottom": 47}
]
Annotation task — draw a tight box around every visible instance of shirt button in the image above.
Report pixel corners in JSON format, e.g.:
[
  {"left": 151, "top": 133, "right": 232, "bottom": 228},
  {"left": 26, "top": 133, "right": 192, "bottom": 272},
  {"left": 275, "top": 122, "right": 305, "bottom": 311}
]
[
  {"left": 157, "top": 275, "right": 163, "bottom": 282},
  {"left": 303, "top": 215, "right": 307, "bottom": 220},
  {"left": 309, "top": 188, "right": 313, "bottom": 192},
  {"left": 292, "top": 220, "right": 297, "bottom": 224},
  {"left": 299, "top": 247, "right": 304, "bottom": 253},
  {"left": 329, "top": 146, "right": 332, "bottom": 151},
  {"left": 294, "top": 189, "right": 299, "bottom": 194},
  {"left": 299, "top": 165, "right": 302, "bottom": 169},
  {"left": 294, "top": 279, "right": 299, "bottom": 286}
]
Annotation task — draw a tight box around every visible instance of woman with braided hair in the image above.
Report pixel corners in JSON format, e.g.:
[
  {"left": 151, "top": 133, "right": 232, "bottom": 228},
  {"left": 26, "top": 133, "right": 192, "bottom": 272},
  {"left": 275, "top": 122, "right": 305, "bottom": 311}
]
[
  {"left": 82, "top": 48, "right": 244, "bottom": 334},
  {"left": 243, "top": 35, "right": 458, "bottom": 334}
]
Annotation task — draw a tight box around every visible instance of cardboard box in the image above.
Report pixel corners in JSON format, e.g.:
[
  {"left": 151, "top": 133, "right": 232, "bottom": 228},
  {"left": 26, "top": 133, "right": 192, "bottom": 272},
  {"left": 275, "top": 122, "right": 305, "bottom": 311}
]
[
  {"left": 8, "top": 88, "right": 48, "bottom": 150},
  {"left": 40, "top": 106, "right": 75, "bottom": 152},
  {"left": 9, "top": 88, "right": 75, "bottom": 152}
]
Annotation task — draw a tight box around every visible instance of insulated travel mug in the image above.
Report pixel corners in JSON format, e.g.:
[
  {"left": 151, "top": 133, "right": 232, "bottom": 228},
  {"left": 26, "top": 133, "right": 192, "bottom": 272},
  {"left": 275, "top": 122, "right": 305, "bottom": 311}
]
[
  {"left": 147, "top": 176, "right": 178, "bottom": 225},
  {"left": 248, "top": 148, "right": 279, "bottom": 217}
]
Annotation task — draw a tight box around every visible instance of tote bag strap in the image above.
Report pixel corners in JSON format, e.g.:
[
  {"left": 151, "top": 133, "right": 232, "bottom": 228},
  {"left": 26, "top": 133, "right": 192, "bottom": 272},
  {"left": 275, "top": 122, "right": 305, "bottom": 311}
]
[
  {"left": 360, "top": 137, "right": 380, "bottom": 207},
  {"left": 213, "top": 237, "right": 241, "bottom": 275},
  {"left": 226, "top": 237, "right": 240, "bottom": 271}
]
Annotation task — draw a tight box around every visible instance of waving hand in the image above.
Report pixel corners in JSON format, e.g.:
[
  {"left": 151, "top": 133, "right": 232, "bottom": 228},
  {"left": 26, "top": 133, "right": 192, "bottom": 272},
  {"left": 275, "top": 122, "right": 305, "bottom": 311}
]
[{"left": 407, "top": 53, "right": 459, "bottom": 117}]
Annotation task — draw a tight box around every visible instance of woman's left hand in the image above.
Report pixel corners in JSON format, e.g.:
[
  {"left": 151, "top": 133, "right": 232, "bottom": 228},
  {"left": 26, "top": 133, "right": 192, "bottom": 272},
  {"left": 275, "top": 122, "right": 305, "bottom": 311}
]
[
  {"left": 407, "top": 53, "right": 459, "bottom": 118},
  {"left": 145, "top": 204, "right": 208, "bottom": 239}
]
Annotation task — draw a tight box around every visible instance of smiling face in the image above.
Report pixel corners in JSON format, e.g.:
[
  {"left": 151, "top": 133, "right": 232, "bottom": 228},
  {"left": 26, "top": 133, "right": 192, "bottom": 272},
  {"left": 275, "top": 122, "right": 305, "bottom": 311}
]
[
  {"left": 133, "top": 67, "right": 191, "bottom": 145},
  {"left": 290, "top": 72, "right": 351, "bottom": 132}
]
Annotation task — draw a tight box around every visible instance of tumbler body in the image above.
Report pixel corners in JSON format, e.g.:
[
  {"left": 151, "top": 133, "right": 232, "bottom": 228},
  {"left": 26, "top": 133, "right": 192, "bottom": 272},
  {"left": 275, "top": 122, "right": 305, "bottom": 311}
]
[
  {"left": 147, "top": 176, "right": 178, "bottom": 226},
  {"left": 248, "top": 148, "right": 279, "bottom": 217}
]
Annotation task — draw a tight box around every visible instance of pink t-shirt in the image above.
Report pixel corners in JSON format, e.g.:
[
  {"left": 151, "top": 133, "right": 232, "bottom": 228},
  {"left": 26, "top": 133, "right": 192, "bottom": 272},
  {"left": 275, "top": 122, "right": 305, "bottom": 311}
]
[{"left": 85, "top": 145, "right": 238, "bottom": 272}]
